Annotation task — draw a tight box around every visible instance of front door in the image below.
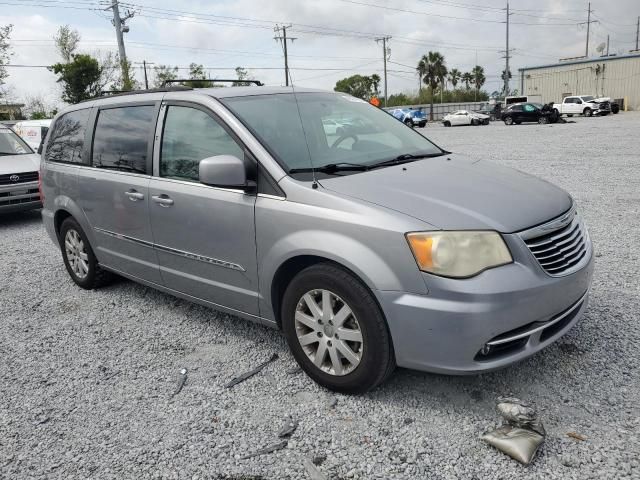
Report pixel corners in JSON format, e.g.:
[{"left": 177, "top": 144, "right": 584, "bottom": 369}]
[
  {"left": 77, "top": 103, "right": 162, "bottom": 283},
  {"left": 148, "top": 103, "right": 259, "bottom": 316}
]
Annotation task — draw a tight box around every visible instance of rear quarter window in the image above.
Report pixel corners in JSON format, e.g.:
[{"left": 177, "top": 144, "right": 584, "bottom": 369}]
[{"left": 46, "top": 109, "right": 91, "bottom": 164}]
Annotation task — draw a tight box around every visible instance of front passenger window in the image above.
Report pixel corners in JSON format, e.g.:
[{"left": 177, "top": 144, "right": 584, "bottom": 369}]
[{"left": 160, "top": 106, "right": 244, "bottom": 182}]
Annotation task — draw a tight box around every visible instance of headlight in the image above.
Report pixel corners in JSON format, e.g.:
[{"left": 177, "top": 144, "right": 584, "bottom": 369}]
[{"left": 406, "top": 231, "right": 512, "bottom": 278}]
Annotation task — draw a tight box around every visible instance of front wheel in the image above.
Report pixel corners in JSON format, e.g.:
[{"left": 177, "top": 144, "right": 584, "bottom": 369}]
[
  {"left": 482, "top": 118, "right": 490, "bottom": 125},
  {"left": 59, "top": 217, "right": 113, "bottom": 289},
  {"left": 443, "top": 121, "right": 451, "bottom": 127},
  {"left": 611, "top": 104, "right": 620, "bottom": 114},
  {"left": 504, "top": 116, "right": 513, "bottom": 125},
  {"left": 538, "top": 116, "right": 549, "bottom": 124},
  {"left": 281, "top": 263, "right": 395, "bottom": 394},
  {"left": 584, "top": 108, "right": 593, "bottom": 117}
]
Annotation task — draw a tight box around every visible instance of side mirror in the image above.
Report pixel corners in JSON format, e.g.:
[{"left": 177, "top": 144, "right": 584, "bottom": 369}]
[{"left": 199, "top": 155, "right": 249, "bottom": 190}]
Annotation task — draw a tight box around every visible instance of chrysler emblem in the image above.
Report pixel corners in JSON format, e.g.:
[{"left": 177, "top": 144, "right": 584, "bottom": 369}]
[{"left": 10, "top": 174, "right": 20, "bottom": 182}]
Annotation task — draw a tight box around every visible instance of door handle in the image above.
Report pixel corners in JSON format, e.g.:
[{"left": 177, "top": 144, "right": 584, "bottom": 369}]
[
  {"left": 152, "top": 194, "right": 174, "bottom": 207},
  {"left": 124, "top": 190, "right": 144, "bottom": 201}
]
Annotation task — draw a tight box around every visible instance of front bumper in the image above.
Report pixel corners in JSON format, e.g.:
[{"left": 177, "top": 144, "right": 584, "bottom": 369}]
[
  {"left": 0, "top": 181, "right": 41, "bottom": 213},
  {"left": 377, "top": 232, "right": 594, "bottom": 374}
]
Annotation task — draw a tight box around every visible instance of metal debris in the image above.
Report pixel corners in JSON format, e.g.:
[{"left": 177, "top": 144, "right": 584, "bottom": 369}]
[
  {"left": 481, "top": 397, "right": 546, "bottom": 465},
  {"left": 172, "top": 368, "right": 188, "bottom": 397},
  {"left": 277, "top": 417, "right": 299, "bottom": 438},
  {"left": 304, "top": 458, "right": 328, "bottom": 480},
  {"left": 225, "top": 353, "right": 279, "bottom": 388},
  {"left": 240, "top": 440, "right": 288, "bottom": 460},
  {"left": 567, "top": 432, "right": 587, "bottom": 441}
]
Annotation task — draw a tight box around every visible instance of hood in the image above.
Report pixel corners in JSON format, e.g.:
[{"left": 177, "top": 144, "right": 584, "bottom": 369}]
[
  {"left": 470, "top": 112, "right": 489, "bottom": 119},
  {"left": 0, "top": 153, "right": 40, "bottom": 175},
  {"left": 318, "top": 154, "right": 572, "bottom": 233},
  {"left": 591, "top": 96, "right": 611, "bottom": 103}
]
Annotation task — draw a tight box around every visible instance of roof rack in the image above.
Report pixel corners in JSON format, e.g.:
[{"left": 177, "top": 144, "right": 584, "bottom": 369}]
[
  {"left": 161, "top": 79, "right": 264, "bottom": 87},
  {"left": 82, "top": 86, "right": 193, "bottom": 103}
]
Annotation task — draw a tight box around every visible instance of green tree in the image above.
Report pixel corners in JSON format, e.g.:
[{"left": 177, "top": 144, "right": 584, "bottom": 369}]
[
  {"left": 448, "top": 68, "right": 461, "bottom": 89},
  {"left": 0, "top": 24, "right": 13, "bottom": 98},
  {"left": 418, "top": 51, "right": 447, "bottom": 120},
  {"left": 186, "top": 63, "right": 213, "bottom": 88},
  {"left": 50, "top": 54, "right": 102, "bottom": 104},
  {"left": 471, "top": 65, "right": 486, "bottom": 96},
  {"left": 462, "top": 72, "right": 473, "bottom": 90},
  {"left": 53, "top": 25, "right": 80, "bottom": 63},
  {"left": 153, "top": 64, "right": 178, "bottom": 88},
  {"left": 232, "top": 66, "right": 253, "bottom": 86},
  {"left": 333, "top": 74, "right": 380, "bottom": 100}
]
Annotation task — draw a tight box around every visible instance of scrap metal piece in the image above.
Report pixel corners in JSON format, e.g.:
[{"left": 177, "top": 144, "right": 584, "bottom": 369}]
[
  {"left": 567, "top": 432, "right": 587, "bottom": 441},
  {"left": 240, "top": 440, "right": 288, "bottom": 460},
  {"left": 278, "top": 417, "right": 299, "bottom": 438},
  {"left": 225, "top": 353, "right": 279, "bottom": 388},
  {"left": 172, "top": 368, "right": 188, "bottom": 397},
  {"left": 481, "top": 425, "right": 545, "bottom": 465},
  {"left": 482, "top": 397, "right": 546, "bottom": 465}
]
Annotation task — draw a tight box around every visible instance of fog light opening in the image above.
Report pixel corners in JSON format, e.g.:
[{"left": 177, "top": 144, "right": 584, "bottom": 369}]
[{"left": 480, "top": 344, "right": 492, "bottom": 356}]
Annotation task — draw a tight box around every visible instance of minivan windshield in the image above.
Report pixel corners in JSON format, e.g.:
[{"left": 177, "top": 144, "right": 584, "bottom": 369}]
[
  {"left": 221, "top": 92, "right": 444, "bottom": 175},
  {"left": 0, "top": 128, "right": 33, "bottom": 156}
]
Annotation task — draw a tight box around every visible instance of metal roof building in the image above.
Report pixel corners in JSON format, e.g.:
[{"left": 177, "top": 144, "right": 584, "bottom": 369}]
[{"left": 519, "top": 53, "right": 640, "bottom": 110}]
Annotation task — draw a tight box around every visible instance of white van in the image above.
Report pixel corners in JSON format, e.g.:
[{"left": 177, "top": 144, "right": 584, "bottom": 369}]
[{"left": 12, "top": 119, "right": 52, "bottom": 151}]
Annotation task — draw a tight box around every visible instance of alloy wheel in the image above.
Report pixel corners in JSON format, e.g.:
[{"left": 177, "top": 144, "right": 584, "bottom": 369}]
[
  {"left": 64, "top": 229, "right": 89, "bottom": 279},
  {"left": 294, "top": 289, "right": 363, "bottom": 376}
]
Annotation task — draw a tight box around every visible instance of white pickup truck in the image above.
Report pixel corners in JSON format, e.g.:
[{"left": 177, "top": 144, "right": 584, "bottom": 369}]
[{"left": 552, "top": 95, "right": 612, "bottom": 117}]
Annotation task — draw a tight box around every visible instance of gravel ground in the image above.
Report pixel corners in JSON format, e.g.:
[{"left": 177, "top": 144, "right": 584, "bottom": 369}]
[{"left": 1, "top": 113, "right": 639, "bottom": 480}]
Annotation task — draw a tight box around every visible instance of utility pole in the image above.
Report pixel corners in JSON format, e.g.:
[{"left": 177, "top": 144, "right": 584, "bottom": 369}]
[
  {"left": 134, "top": 61, "right": 154, "bottom": 89},
  {"left": 274, "top": 25, "right": 296, "bottom": 86},
  {"left": 502, "top": 2, "right": 513, "bottom": 97},
  {"left": 106, "top": 1, "right": 135, "bottom": 89},
  {"left": 606, "top": 35, "right": 610, "bottom": 56},
  {"left": 578, "top": 2, "right": 598, "bottom": 57},
  {"left": 375, "top": 36, "right": 391, "bottom": 107},
  {"left": 636, "top": 16, "right": 639, "bottom": 51}
]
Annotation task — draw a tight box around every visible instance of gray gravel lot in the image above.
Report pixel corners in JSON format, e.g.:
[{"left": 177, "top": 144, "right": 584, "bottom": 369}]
[{"left": 1, "top": 113, "right": 639, "bottom": 479}]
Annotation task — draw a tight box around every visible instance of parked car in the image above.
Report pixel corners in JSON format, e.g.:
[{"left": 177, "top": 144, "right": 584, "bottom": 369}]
[
  {"left": 41, "top": 87, "right": 594, "bottom": 393},
  {"left": 0, "top": 125, "right": 41, "bottom": 213},
  {"left": 442, "top": 110, "right": 490, "bottom": 127},
  {"left": 474, "top": 102, "right": 502, "bottom": 121},
  {"left": 389, "top": 108, "right": 427, "bottom": 128},
  {"left": 12, "top": 119, "right": 52, "bottom": 151},
  {"left": 552, "top": 95, "right": 611, "bottom": 117},
  {"left": 501, "top": 102, "right": 553, "bottom": 125}
]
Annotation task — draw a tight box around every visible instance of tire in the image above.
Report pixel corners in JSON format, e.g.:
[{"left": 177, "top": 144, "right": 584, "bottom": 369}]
[
  {"left": 59, "top": 217, "right": 113, "bottom": 289},
  {"left": 504, "top": 116, "right": 513, "bottom": 125},
  {"left": 419, "top": 121, "right": 426, "bottom": 128},
  {"left": 611, "top": 104, "right": 620, "bottom": 114},
  {"left": 471, "top": 118, "right": 479, "bottom": 126},
  {"left": 584, "top": 108, "right": 592, "bottom": 117},
  {"left": 567, "top": 114, "right": 573, "bottom": 117},
  {"left": 538, "top": 116, "right": 549, "bottom": 124},
  {"left": 404, "top": 119, "right": 415, "bottom": 128},
  {"left": 515, "top": 120, "right": 522, "bottom": 125},
  {"left": 482, "top": 119, "right": 490, "bottom": 125},
  {"left": 281, "top": 263, "right": 395, "bottom": 394},
  {"left": 553, "top": 108, "right": 560, "bottom": 116},
  {"left": 443, "top": 121, "right": 451, "bottom": 127}
]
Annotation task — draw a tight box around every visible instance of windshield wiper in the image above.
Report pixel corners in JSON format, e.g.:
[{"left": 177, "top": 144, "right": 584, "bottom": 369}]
[
  {"left": 369, "top": 151, "right": 446, "bottom": 169},
  {"left": 289, "top": 162, "right": 370, "bottom": 174}
]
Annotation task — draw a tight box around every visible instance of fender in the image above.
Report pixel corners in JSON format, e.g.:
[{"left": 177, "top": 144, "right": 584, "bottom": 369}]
[{"left": 52, "top": 195, "right": 101, "bottom": 259}]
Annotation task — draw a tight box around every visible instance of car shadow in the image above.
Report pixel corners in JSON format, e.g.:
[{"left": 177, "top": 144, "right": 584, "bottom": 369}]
[{"left": 0, "top": 209, "right": 42, "bottom": 229}]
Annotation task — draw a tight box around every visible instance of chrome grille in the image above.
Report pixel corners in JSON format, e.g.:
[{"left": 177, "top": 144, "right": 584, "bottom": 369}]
[
  {"left": 523, "top": 210, "right": 589, "bottom": 276},
  {"left": 0, "top": 171, "right": 38, "bottom": 185}
]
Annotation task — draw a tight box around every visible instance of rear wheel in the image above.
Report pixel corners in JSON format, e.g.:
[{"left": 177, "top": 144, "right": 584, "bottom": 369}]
[
  {"left": 443, "top": 121, "right": 451, "bottom": 127},
  {"left": 60, "top": 217, "right": 113, "bottom": 289},
  {"left": 281, "top": 263, "right": 395, "bottom": 394},
  {"left": 504, "top": 116, "right": 513, "bottom": 125}
]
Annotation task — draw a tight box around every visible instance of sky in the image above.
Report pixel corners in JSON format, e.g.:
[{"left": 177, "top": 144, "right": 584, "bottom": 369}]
[{"left": 1, "top": 0, "right": 639, "bottom": 109}]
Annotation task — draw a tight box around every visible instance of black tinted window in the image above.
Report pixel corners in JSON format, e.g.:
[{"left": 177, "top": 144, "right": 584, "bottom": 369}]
[
  {"left": 46, "top": 109, "right": 90, "bottom": 163},
  {"left": 92, "top": 106, "right": 155, "bottom": 174},
  {"left": 509, "top": 105, "right": 523, "bottom": 112},
  {"left": 160, "top": 106, "right": 243, "bottom": 182}
]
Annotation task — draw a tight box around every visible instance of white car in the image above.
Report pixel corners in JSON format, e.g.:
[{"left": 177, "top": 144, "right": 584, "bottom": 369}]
[
  {"left": 0, "top": 125, "right": 42, "bottom": 213},
  {"left": 442, "top": 110, "right": 490, "bottom": 127},
  {"left": 12, "top": 119, "right": 52, "bottom": 151}
]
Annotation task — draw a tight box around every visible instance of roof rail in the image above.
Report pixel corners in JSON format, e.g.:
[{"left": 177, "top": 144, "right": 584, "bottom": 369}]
[
  {"left": 161, "top": 79, "right": 264, "bottom": 87},
  {"left": 79, "top": 86, "right": 194, "bottom": 103}
]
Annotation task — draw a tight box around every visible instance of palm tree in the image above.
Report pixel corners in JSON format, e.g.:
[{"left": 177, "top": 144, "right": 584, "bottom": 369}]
[
  {"left": 462, "top": 72, "right": 473, "bottom": 90},
  {"left": 471, "top": 65, "right": 486, "bottom": 99},
  {"left": 418, "top": 51, "right": 447, "bottom": 120},
  {"left": 416, "top": 58, "right": 427, "bottom": 96},
  {"left": 448, "top": 68, "right": 461, "bottom": 89}
]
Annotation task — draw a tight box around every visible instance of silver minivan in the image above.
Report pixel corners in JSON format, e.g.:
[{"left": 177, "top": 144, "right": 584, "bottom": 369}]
[{"left": 41, "top": 86, "right": 594, "bottom": 393}]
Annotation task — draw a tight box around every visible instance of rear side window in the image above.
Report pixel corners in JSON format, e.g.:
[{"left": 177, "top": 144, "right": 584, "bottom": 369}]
[
  {"left": 92, "top": 106, "right": 155, "bottom": 174},
  {"left": 160, "top": 105, "right": 243, "bottom": 182},
  {"left": 46, "top": 109, "right": 90, "bottom": 164}
]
